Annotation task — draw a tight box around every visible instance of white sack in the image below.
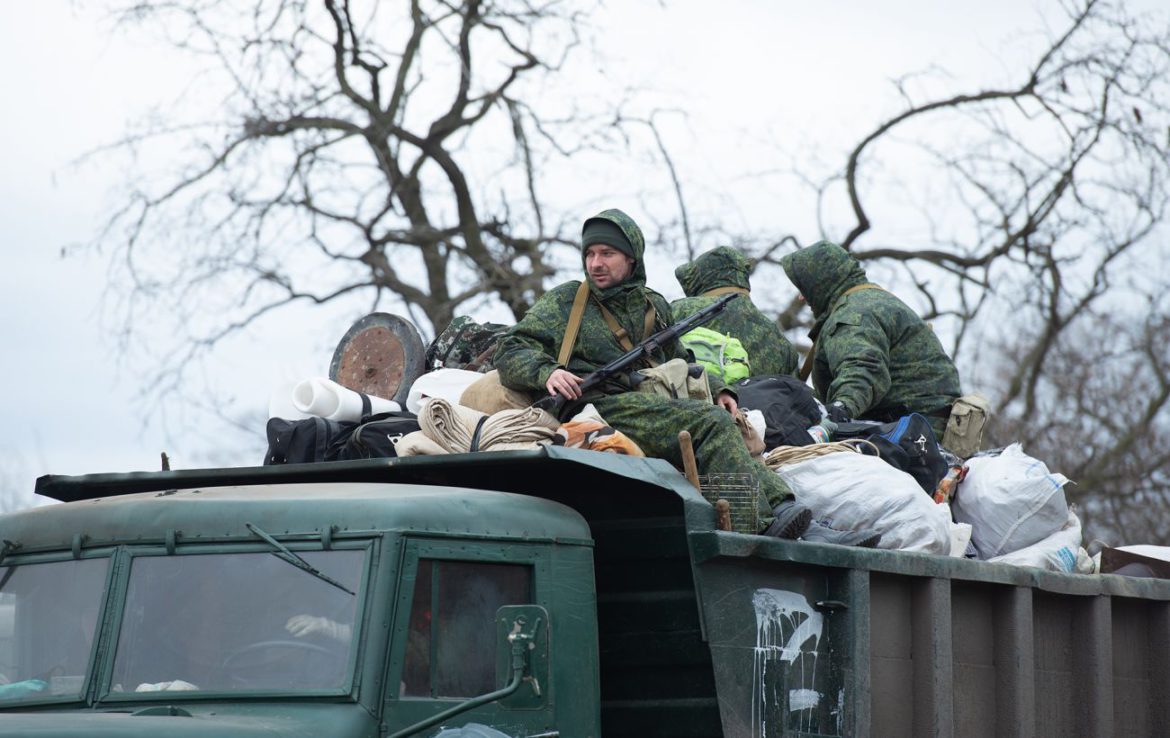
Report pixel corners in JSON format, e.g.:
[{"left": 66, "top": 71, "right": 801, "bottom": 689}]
[
  {"left": 775, "top": 452, "right": 952, "bottom": 554},
  {"left": 952, "top": 443, "right": 1069, "bottom": 558},
  {"left": 745, "top": 409, "right": 767, "bottom": 444},
  {"left": 291, "top": 377, "right": 401, "bottom": 421},
  {"left": 989, "top": 509, "right": 1088, "bottom": 573},
  {"left": 406, "top": 369, "right": 485, "bottom": 414}
]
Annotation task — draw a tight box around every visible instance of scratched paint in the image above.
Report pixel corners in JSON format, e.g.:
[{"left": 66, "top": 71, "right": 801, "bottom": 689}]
[{"left": 752, "top": 588, "right": 824, "bottom": 737}]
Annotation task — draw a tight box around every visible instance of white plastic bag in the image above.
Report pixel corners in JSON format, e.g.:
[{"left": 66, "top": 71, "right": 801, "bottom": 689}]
[
  {"left": 952, "top": 443, "right": 1069, "bottom": 558},
  {"left": 406, "top": 368, "right": 485, "bottom": 414},
  {"left": 989, "top": 510, "right": 1088, "bottom": 573},
  {"left": 775, "top": 452, "right": 952, "bottom": 554}
]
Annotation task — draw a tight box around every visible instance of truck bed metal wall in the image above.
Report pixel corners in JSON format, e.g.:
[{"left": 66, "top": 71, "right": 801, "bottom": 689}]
[
  {"left": 688, "top": 531, "right": 1170, "bottom": 738},
  {"left": 592, "top": 517, "right": 722, "bottom": 738}
]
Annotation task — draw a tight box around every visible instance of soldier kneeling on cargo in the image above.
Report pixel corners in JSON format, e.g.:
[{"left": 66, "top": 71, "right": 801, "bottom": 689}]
[{"left": 492, "top": 208, "right": 815, "bottom": 538}]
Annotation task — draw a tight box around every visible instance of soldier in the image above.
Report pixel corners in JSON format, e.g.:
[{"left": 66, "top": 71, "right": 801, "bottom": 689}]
[
  {"left": 780, "top": 241, "right": 962, "bottom": 437},
  {"left": 494, "top": 208, "right": 811, "bottom": 539},
  {"left": 672, "top": 246, "right": 800, "bottom": 378}
]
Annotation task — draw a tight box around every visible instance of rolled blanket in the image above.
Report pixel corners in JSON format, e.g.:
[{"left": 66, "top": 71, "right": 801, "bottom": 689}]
[
  {"left": 476, "top": 407, "right": 560, "bottom": 449},
  {"left": 419, "top": 398, "right": 557, "bottom": 453}
]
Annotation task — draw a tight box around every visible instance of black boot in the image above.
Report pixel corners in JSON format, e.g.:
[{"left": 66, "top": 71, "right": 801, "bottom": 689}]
[
  {"left": 762, "top": 500, "right": 812, "bottom": 540},
  {"left": 800, "top": 520, "right": 882, "bottom": 548}
]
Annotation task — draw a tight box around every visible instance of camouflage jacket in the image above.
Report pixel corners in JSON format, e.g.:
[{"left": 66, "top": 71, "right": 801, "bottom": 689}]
[
  {"left": 672, "top": 246, "right": 799, "bottom": 378},
  {"left": 495, "top": 209, "right": 726, "bottom": 399},
  {"left": 779, "top": 241, "right": 961, "bottom": 420}
]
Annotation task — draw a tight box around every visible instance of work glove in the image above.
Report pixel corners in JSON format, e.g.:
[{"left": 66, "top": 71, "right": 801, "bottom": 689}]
[
  {"left": 826, "top": 401, "right": 851, "bottom": 424},
  {"left": 285, "top": 614, "right": 352, "bottom": 641}
]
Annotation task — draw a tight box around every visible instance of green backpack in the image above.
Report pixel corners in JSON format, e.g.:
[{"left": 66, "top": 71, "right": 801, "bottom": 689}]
[{"left": 681, "top": 326, "right": 751, "bottom": 383}]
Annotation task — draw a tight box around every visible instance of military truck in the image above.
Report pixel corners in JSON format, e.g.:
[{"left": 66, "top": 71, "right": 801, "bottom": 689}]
[{"left": 3, "top": 449, "right": 1169, "bottom": 737}]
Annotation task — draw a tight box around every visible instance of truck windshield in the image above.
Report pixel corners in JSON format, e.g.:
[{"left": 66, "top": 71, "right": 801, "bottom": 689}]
[
  {"left": 0, "top": 558, "right": 110, "bottom": 705},
  {"left": 110, "top": 548, "right": 365, "bottom": 696}
]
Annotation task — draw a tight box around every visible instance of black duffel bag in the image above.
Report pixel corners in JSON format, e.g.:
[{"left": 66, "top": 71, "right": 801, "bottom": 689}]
[
  {"left": 834, "top": 413, "right": 947, "bottom": 495},
  {"left": 732, "top": 375, "right": 822, "bottom": 449},
  {"left": 264, "top": 416, "right": 356, "bottom": 465},
  {"left": 264, "top": 411, "right": 421, "bottom": 465}
]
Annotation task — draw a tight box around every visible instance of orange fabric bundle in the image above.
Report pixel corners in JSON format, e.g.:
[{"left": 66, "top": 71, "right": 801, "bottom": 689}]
[{"left": 553, "top": 420, "right": 645, "bottom": 457}]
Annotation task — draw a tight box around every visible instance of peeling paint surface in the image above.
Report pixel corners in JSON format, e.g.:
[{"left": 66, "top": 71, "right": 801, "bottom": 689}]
[{"left": 752, "top": 588, "right": 824, "bottom": 737}]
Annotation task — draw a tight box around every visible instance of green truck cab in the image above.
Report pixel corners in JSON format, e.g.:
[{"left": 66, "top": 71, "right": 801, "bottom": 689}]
[{"left": 4, "top": 448, "right": 1170, "bottom": 737}]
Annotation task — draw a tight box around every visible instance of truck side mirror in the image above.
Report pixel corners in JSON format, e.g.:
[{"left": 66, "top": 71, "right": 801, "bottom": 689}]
[{"left": 495, "top": 604, "right": 549, "bottom": 710}]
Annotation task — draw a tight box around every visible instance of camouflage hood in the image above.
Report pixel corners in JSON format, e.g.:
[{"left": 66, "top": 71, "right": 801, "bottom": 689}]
[
  {"left": 674, "top": 246, "right": 752, "bottom": 297},
  {"left": 779, "top": 241, "right": 868, "bottom": 318},
  {"left": 581, "top": 208, "right": 647, "bottom": 300}
]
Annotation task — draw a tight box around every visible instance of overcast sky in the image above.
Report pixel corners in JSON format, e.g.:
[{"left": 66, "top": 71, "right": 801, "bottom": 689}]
[{"left": 0, "top": 1, "right": 1134, "bottom": 509}]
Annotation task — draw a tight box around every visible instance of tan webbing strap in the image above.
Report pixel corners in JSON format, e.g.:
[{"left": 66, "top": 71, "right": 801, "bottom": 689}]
[
  {"left": 799, "top": 343, "right": 816, "bottom": 382},
  {"left": 597, "top": 301, "right": 635, "bottom": 351},
  {"left": 597, "top": 297, "right": 660, "bottom": 367},
  {"left": 798, "top": 283, "right": 884, "bottom": 382},
  {"left": 557, "top": 281, "right": 591, "bottom": 367},
  {"left": 701, "top": 286, "right": 750, "bottom": 298}
]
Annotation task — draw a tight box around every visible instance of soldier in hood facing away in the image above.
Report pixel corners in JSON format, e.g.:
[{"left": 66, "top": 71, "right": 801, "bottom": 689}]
[
  {"left": 780, "top": 241, "right": 962, "bottom": 437},
  {"left": 495, "top": 209, "right": 811, "bottom": 539},
  {"left": 672, "top": 246, "right": 800, "bottom": 378}
]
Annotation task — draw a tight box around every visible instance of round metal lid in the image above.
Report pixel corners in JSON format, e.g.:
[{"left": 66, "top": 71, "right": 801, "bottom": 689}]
[{"left": 328, "top": 312, "right": 426, "bottom": 405}]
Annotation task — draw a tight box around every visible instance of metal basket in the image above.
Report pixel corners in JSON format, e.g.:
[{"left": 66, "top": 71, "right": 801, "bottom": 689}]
[{"left": 697, "top": 473, "right": 760, "bottom": 534}]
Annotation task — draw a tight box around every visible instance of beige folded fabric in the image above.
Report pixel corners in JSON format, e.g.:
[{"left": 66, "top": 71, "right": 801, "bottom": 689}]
[
  {"left": 395, "top": 430, "right": 449, "bottom": 457},
  {"left": 459, "top": 370, "right": 534, "bottom": 414},
  {"left": 418, "top": 398, "right": 558, "bottom": 453}
]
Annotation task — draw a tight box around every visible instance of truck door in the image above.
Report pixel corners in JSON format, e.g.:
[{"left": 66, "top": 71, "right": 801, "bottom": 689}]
[{"left": 382, "top": 539, "right": 556, "bottom": 737}]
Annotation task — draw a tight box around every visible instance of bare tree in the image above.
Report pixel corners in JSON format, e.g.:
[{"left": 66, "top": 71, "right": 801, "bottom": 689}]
[
  {"left": 91, "top": 0, "right": 626, "bottom": 404},
  {"left": 987, "top": 302, "right": 1170, "bottom": 544}
]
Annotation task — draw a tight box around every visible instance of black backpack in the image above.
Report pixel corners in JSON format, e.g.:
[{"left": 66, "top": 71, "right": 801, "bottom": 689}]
[
  {"left": 732, "top": 375, "right": 822, "bottom": 449},
  {"left": 335, "top": 412, "right": 422, "bottom": 460},
  {"left": 834, "top": 413, "right": 947, "bottom": 495}
]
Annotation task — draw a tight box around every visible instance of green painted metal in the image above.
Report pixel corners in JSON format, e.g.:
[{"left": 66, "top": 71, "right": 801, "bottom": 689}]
[{"left": 9, "top": 448, "right": 1170, "bottom": 737}]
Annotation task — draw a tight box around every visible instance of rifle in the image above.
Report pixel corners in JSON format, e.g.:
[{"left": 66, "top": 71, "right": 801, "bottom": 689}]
[{"left": 534, "top": 293, "right": 739, "bottom": 420}]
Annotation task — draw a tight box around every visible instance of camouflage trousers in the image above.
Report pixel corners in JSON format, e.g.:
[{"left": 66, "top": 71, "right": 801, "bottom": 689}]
[{"left": 592, "top": 393, "right": 794, "bottom": 530}]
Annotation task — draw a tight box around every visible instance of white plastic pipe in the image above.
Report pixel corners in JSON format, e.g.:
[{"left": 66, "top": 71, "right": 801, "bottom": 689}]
[{"left": 291, "top": 377, "right": 401, "bottom": 421}]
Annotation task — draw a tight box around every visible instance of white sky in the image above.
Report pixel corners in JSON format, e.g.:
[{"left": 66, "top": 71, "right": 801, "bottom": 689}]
[{"left": 0, "top": 1, "right": 1144, "bottom": 508}]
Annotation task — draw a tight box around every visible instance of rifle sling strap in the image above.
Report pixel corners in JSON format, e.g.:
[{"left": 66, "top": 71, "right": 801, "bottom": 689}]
[
  {"left": 558, "top": 281, "right": 591, "bottom": 367},
  {"left": 799, "top": 283, "right": 884, "bottom": 382},
  {"left": 556, "top": 281, "right": 660, "bottom": 370},
  {"left": 701, "top": 286, "right": 749, "bottom": 298}
]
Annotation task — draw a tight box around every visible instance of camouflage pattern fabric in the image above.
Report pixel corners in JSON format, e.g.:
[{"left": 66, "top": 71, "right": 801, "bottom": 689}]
[
  {"left": 495, "top": 210, "right": 793, "bottom": 525},
  {"left": 672, "top": 246, "right": 800, "bottom": 377},
  {"left": 779, "top": 241, "right": 962, "bottom": 436},
  {"left": 425, "top": 316, "right": 509, "bottom": 372}
]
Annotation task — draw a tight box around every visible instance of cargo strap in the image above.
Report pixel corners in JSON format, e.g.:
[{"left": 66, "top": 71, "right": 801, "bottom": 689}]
[
  {"left": 701, "top": 286, "right": 749, "bottom": 298},
  {"left": 799, "top": 283, "right": 884, "bottom": 382}
]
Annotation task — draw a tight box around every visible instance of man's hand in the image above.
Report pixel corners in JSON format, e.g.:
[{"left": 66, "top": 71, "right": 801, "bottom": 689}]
[
  {"left": 546, "top": 368, "right": 584, "bottom": 399},
  {"left": 716, "top": 390, "right": 738, "bottom": 414},
  {"left": 826, "top": 401, "right": 851, "bottom": 424}
]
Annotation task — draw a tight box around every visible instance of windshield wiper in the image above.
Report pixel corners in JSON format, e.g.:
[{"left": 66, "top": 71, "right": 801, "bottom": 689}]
[{"left": 244, "top": 522, "right": 355, "bottom": 596}]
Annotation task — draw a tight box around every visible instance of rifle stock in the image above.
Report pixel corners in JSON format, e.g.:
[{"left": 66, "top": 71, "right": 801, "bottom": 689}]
[{"left": 533, "top": 293, "right": 738, "bottom": 420}]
